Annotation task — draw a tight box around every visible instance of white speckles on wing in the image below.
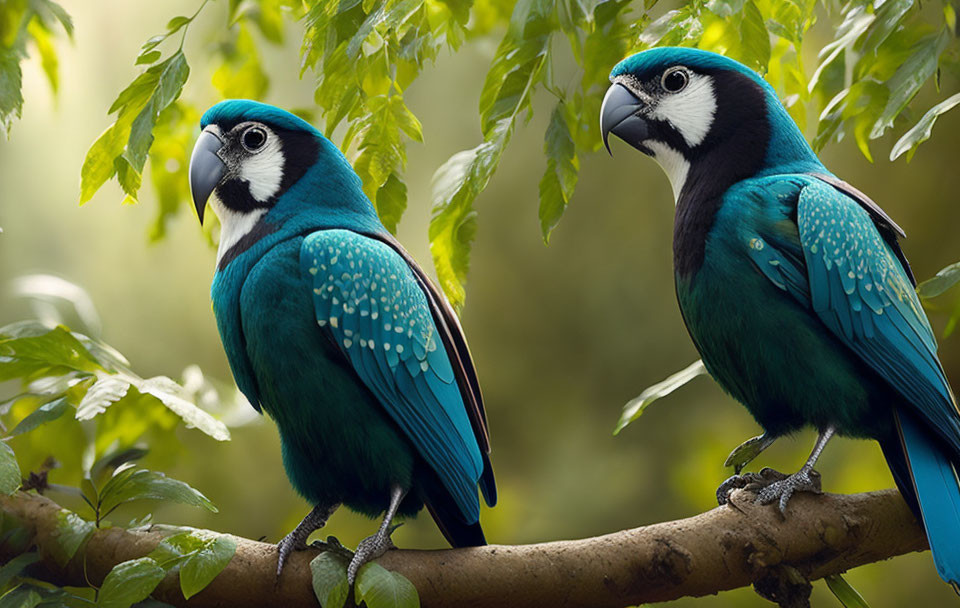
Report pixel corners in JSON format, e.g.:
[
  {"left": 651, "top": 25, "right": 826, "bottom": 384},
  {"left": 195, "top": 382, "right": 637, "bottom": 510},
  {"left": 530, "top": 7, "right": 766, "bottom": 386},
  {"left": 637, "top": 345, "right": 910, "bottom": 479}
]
[
  {"left": 798, "top": 182, "right": 924, "bottom": 332},
  {"left": 303, "top": 231, "right": 456, "bottom": 385}
]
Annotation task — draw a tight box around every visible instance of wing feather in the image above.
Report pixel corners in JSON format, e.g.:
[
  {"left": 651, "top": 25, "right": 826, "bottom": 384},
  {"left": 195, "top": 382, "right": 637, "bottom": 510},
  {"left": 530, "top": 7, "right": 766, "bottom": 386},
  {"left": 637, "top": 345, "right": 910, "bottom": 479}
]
[{"left": 301, "top": 229, "right": 494, "bottom": 522}]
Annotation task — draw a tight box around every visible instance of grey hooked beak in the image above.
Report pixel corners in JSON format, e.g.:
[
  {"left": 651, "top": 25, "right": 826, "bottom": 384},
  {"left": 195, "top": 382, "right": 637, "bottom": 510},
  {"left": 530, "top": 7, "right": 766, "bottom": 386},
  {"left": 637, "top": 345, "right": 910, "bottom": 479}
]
[
  {"left": 188, "top": 130, "right": 226, "bottom": 225},
  {"left": 600, "top": 83, "right": 649, "bottom": 155}
]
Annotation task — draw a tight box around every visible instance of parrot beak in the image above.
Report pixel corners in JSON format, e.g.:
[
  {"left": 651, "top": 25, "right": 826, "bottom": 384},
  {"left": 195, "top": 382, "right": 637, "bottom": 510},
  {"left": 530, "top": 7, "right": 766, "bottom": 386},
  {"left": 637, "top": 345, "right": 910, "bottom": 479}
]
[
  {"left": 189, "top": 129, "right": 226, "bottom": 225},
  {"left": 600, "top": 83, "right": 650, "bottom": 156}
]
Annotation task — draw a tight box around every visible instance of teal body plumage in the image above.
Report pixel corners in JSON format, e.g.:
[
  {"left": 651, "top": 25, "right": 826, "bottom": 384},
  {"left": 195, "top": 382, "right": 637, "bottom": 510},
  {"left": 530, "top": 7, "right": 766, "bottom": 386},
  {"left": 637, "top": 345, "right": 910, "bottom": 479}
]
[
  {"left": 189, "top": 100, "right": 495, "bottom": 575},
  {"left": 602, "top": 48, "right": 960, "bottom": 588}
]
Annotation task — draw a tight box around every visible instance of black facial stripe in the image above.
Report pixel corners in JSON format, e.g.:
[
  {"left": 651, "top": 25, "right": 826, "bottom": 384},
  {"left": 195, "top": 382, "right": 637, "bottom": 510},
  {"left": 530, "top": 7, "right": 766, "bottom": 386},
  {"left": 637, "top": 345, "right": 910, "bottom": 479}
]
[{"left": 670, "top": 68, "right": 770, "bottom": 277}]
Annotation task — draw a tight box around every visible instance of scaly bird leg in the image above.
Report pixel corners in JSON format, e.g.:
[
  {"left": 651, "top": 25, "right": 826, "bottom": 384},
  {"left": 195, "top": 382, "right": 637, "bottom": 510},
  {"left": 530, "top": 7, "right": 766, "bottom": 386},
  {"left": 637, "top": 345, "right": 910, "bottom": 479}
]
[
  {"left": 347, "top": 484, "right": 407, "bottom": 585},
  {"left": 277, "top": 502, "right": 340, "bottom": 579},
  {"left": 718, "top": 427, "right": 836, "bottom": 512},
  {"left": 754, "top": 425, "right": 834, "bottom": 514},
  {"left": 716, "top": 433, "right": 777, "bottom": 505}
]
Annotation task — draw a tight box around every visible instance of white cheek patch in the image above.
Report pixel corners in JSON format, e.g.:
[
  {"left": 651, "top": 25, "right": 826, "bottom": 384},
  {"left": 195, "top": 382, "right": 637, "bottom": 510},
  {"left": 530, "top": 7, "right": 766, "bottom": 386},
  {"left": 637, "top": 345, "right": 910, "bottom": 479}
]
[
  {"left": 209, "top": 191, "right": 268, "bottom": 265},
  {"left": 239, "top": 132, "right": 284, "bottom": 202},
  {"left": 644, "top": 140, "right": 689, "bottom": 204},
  {"left": 649, "top": 73, "right": 716, "bottom": 147}
]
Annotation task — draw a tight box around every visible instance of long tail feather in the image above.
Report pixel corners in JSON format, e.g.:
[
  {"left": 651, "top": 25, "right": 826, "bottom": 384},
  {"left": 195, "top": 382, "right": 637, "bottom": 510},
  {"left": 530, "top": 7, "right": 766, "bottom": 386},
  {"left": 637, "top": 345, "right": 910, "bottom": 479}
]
[{"left": 894, "top": 408, "right": 960, "bottom": 591}]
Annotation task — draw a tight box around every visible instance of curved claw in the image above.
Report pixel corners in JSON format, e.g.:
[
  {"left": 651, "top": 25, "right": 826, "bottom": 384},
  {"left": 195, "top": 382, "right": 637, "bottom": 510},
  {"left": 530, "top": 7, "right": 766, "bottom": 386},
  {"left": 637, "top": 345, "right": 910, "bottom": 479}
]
[
  {"left": 276, "top": 532, "right": 307, "bottom": 580},
  {"left": 716, "top": 469, "right": 777, "bottom": 505},
  {"left": 347, "top": 527, "right": 398, "bottom": 585},
  {"left": 754, "top": 468, "right": 822, "bottom": 514}
]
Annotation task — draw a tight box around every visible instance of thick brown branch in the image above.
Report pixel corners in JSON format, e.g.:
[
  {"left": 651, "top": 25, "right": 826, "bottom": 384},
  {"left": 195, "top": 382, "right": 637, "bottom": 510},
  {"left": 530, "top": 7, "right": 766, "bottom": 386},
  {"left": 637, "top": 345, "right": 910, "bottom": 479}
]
[{"left": 0, "top": 489, "right": 927, "bottom": 607}]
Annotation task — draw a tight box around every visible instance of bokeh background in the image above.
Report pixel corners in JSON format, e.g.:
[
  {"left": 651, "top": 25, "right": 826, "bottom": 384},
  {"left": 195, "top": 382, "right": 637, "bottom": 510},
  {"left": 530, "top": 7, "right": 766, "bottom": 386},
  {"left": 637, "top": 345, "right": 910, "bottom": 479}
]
[{"left": 2, "top": 1, "right": 960, "bottom": 605}]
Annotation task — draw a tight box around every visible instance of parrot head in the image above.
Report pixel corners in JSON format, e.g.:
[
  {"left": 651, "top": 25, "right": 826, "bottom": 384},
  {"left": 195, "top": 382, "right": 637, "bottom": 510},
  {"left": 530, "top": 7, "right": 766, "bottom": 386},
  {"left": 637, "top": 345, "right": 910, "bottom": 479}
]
[
  {"left": 600, "top": 48, "right": 820, "bottom": 202},
  {"left": 189, "top": 100, "right": 375, "bottom": 265}
]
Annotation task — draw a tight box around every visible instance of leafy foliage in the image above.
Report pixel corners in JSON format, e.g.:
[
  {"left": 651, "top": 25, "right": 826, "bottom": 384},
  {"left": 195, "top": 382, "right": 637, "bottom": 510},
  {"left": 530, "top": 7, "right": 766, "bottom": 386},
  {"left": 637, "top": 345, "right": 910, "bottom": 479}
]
[
  {"left": 355, "top": 562, "right": 420, "bottom": 608},
  {"left": 310, "top": 544, "right": 420, "bottom": 608},
  {"left": 614, "top": 359, "right": 707, "bottom": 434},
  {"left": 97, "top": 557, "right": 166, "bottom": 608},
  {"left": 147, "top": 530, "right": 237, "bottom": 599},
  {"left": 825, "top": 573, "right": 872, "bottom": 608},
  {"left": 0, "top": 283, "right": 237, "bottom": 604},
  {"left": 0, "top": 0, "right": 72, "bottom": 134},
  {"left": 73, "top": 0, "right": 959, "bottom": 309},
  {"left": 311, "top": 552, "right": 351, "bottom": 608}
]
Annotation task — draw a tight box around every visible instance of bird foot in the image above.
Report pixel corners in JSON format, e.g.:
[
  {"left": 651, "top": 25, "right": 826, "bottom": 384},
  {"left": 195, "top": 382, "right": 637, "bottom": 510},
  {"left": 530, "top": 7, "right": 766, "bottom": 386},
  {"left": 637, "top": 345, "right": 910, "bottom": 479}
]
[
  {"left": 276, "top": 504, "right": 338, "bottom": 580},
  {"left": 309, "top": 535, "right": 355, "bottom": 560},
  {"left": 276, "top": 529, "right": 308, "bottom": 580},
  {"left": 754, "top": 466, "right": 821, "bottom": 514},
  {"left": 717, "top": 466, "right": 821, "bottom": 513},
  {"left": 347, "top": 524, "right": 401, "bottom": 585},
  {"left": 717, "top": 468, "right": 775, "bottom": 505}
]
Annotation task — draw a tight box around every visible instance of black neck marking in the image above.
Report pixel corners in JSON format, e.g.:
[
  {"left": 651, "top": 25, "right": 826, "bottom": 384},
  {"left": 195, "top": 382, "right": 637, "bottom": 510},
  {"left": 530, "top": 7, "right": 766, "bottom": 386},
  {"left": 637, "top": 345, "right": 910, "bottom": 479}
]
[
  {"left": 672, "top": 69, "right": 770, "bottom": 278},
  {"left": 217, "top": 219, "right": 280, "bottom": 271}
]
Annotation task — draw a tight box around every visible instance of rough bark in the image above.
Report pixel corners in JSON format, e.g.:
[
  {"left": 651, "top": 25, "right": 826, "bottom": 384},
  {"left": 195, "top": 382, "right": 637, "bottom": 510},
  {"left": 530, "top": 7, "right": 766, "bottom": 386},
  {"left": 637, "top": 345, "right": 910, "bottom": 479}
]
[{"left": 0, "top": 488, "right": 928, "bottom": 607}]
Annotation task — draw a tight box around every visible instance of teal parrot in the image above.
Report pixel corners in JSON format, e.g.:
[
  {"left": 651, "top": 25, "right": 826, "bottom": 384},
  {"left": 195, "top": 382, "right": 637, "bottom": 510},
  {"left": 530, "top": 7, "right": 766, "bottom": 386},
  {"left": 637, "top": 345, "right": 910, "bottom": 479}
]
[
  {"left": 601, "top": 48, "right": 960, "bottom": 590},
  {"left": 187, "top": 100, "right": 496, "bottom": 582}
]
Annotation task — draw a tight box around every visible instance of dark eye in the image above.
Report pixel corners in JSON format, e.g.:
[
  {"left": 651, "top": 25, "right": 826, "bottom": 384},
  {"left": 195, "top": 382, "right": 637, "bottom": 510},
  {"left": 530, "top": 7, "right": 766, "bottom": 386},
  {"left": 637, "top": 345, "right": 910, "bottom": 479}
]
[
  {"left": 661, "top": 68, "right": 688, "bottom": 93},
  {"left": 241, "top": 126, "right": 267, "bottom": 152}
]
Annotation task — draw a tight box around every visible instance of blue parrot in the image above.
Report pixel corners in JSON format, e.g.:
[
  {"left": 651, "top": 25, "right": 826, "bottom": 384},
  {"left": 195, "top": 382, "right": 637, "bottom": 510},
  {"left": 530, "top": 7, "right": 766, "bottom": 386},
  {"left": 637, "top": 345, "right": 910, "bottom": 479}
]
[
  {"left": 187, "top": 100, "right": 496, "bottom": 582},
  {"left": 600, "top": 48, "right": 960, "bottom": 589}
]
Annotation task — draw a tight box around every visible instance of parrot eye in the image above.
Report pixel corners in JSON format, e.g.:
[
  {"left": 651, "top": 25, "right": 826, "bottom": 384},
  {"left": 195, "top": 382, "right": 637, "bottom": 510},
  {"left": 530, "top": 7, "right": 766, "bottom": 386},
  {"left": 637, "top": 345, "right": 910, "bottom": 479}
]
[
  {"left": 241, "top": 126, "right": 268, "bottom": 152},
  {"left": 661, "top": 67, "right": 689, "bottom": 93}
]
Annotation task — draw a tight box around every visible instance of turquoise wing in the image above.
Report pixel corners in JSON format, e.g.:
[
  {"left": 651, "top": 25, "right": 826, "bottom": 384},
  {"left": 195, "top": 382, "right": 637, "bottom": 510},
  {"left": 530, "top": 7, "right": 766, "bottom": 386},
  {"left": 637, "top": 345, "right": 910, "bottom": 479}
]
[
  {"left": 301, "top": 229, "right": 486, "bottom": 522},
  {"left": 796, "top": 180, "right": 960, "bottom": 448}
]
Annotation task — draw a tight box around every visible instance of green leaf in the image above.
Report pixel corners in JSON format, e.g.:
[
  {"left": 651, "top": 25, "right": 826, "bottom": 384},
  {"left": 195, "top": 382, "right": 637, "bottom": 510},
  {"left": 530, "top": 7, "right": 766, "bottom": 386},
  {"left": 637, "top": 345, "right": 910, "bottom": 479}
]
[
  {"left": 870, "top": 29, "right": 950, "bottom": 140},
  {"left": 212, "top": 25, "right": 269, "bottom": 99},
  {"left": 855, "top": 0, "right": 913, "bottom": 57},
  {"left": 723, "top": 434, "right": 774, "bottom": 473},
  {"left": 311, "top": 552, "right": 350, "bottom": 608},
  {"left": 27, "top": 20, "right": 59, "bottom": 94},
  {"left": 538, "top": 100, "right": 579, "bottom": 243},
  {"left": 825, "top": 573, "right": 870, "bottom": 608},
  {"left": 144, "top": 530, "right": 235, "bottom": 598},
  {"left": 352, "top": 94, "right": 421, "bottom": 208},
  {"left": 97, "top": 557, "right": 165, "bottom": 608},
  {"left": 890, "top": 93, "right": 960, "bottom": 161},
  {"left": 75, "top": 376, "right": 130, "bottom": 420},
  {"left": 135, "top": 376, "right": 230, "bottom": 441},
  {"left": 165, "top": 16, "right": 191, "bottom": 34},
  {"left": 430, "top": 0, "right": 551, "bottom": 308},
  {"left": 0, "top": 325, "right": 102, "bottom": 381},
  {"left": 179, "top": 533, "right": 236, "bottom": 599},
  {"left": 37, "top": 0, "right": 74, "bottom": 37},
  {"left": 737, "top": 0, "right": 770, "bottom": 74},
  {"left": 98, "top": 468, "right": 216, "bottom": 517},
  {"left": 80, "top": 51, "right": 189, "bottom": 204},
  {"left": 355, "top": 562, "right": 419, "bottom": 608},
  {"left": 0, "top": 552, "right": 39, "bottom": 589},
  {"left": 0, "top": 47, "right": 23, "bottom": 134},
  {"left": 429, "top": 134, "right": 501, "bottom": 310},
  {"left": 614, "top": 360, "right": 708, "bottom": 434},
  {"left": 135, "top": 50, "right": 162, "bottom": 65},
  {"left": 0, "top": 442, "right": 20, "bottom": 495},
  {"left": 917, "top": 262, "right": 960, "bottom": 299},
  {"left": 9, "top": 397, "right": 68, "bottom": 435},
  {"left": 51, "top": 509, "right": 95, "bottom": 565},
  {"left": 376, "top": 172, "right": 408, "bottom": 234},
  {"left": 0, "top": 585, "right": 42, "bottom": 608}
]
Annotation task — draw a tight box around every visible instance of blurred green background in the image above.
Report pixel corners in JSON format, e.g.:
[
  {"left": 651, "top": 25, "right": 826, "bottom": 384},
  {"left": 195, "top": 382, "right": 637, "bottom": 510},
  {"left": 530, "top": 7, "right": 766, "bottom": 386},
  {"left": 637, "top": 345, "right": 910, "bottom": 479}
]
[{"left": 2, "top": 1, "right": 960, "bottom": 605}]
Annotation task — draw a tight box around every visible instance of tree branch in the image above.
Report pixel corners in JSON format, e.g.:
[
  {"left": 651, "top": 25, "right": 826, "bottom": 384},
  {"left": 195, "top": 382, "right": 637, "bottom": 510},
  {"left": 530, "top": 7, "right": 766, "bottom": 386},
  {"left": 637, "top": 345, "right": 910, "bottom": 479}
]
[{"left": 0, "top": 488, "right": 927, "bottom": 607}]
